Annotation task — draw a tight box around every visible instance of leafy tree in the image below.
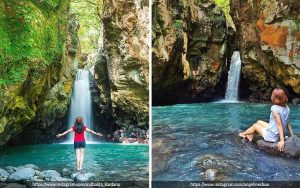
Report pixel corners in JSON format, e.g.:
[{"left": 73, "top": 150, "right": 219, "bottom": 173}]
[{"left": 70, "top": 0, "right": 103, "bottom": 54}]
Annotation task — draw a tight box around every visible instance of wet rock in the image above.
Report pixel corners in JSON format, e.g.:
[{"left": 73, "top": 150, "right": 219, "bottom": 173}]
[
  {"left": 197, "top": 154, "right": 230, "bottom": 181},
  {"left": 152, "top": 136, "right": 176, "bottom": 175},
  {"left": 41, "top": 170, "right": 61, "bottom": 181},
  {"left": 61, "top": 168, "right": 72, "bottom": 177},
  {"left": 7, "top": 168, "right": 35, "bottom": 182},
  {"left": 256, "top": 135, "right": 300, "bottom": 158},
  {"left": 48, "top": 176, "right": 73, "bottom": 181},
  {"left": 153, "top": 124, "right": 171, "bottom": 134},
  {"left": 34, "top": 170, "right": 42, "bottom": 178},
  {"left": 29, "top": 176, "right": 44, "bottom": 181},
  {"left": 198, "top": 154, "right": 226, "bottom": 169},
  {"left": 203, "top": 159, "right": 214, "bottom": 167},
  {"left": 5, "top": 167, "right": 17, "bottom": 174},
  {"left": 292, "top": 98, "right": 300, "bottom": 105},
  {"left": 18, "top": 164, "right": 40, "bottom": 171},
  {"left": 71, "top": 172, "right": 81, "bottom": 179},
  {"left": 204, "top": 169, "right": 219, "bottom": 181},
  {"left": 0, "top": 169, "right": 10, "bottom": 182},
  {"left": 73, "top": 172, "right": 96, "bottom": 182}
]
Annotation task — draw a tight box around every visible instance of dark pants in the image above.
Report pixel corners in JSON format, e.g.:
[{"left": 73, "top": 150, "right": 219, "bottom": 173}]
[{"left": 74, "top": 141, "right": 86, "bottom": 150}]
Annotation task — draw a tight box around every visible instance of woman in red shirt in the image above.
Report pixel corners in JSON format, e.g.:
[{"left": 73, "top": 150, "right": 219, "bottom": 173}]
[{"left": 56, "top": 116, "right": 103, "bottom": 171}]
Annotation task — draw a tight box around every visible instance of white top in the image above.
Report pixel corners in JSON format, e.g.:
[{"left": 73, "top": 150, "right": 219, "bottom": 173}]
[{"left": 267, "top": 105, "right": 290, "bottom": 135}]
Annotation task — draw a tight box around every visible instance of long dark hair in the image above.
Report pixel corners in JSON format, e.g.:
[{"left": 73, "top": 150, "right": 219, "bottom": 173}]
[{"left": 75, "top": 116, "right": 84, "bottom": 134}]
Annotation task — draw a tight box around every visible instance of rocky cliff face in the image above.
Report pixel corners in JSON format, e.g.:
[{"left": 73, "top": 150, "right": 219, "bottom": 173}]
[
  {"left": 0, "top": 0, "right": 79, "bottom": 145},
  {"left": 230, "top": 0, "right": 300, "bottom": 101},
  {"left": 152, "top": 0, "right": 228, "bottom": 105},
  {"left": 93, "top": 0, "right": 149, "bottom": 130}
]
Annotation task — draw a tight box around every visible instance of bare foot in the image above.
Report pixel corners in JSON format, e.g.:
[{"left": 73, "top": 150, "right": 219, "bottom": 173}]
[
  {"left": 246, "top": 134, "right": 254, "bottom": 142},
  {"left": 238, "top": 132, "right": 246, "bottom": 138}
]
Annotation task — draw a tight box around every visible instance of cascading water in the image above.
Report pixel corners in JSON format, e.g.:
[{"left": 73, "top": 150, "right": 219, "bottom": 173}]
[
  {"left": 65, "top": 69, "right": 95, "bottom": 143},
  {"left": 224, "top": 51, "right": 242, "bottom": 101}
]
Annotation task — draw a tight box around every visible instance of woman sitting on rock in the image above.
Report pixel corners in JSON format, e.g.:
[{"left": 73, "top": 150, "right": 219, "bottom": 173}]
[
  {"left": 56, "top": 116, "right": 103, "bottom": 171},
  {"left": 239, "top": 88, "right": 293, "bottom": 151}
]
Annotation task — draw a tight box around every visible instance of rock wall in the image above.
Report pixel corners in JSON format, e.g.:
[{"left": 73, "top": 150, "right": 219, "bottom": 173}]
[
  {"left": 0, "top": 0, "right": 79, "bottom": 145},
  {"left": 230, "top": 0, "right": 300, "bottom": 101},
  {"left": 93, "top": 0, "right": 149, "bottom": 130},
  {"left": 152, "top": 0, "right": 228, "bottom": 105}
]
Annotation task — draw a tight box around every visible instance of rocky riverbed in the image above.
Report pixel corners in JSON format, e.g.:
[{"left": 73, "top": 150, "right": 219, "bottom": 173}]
[
  {"left": 153, "top": 103, "right": 300, "bottom": 181},
  {"left": 0, "top": 164, "right": 96, "bottom": 185},
  {"left": 0, "top": 143, "right": 149, "bottom": 184}
]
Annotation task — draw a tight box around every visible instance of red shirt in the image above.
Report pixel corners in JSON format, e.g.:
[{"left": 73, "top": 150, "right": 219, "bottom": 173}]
[{"left": 72, "top": 125, "right": 86, "bottom": 142}]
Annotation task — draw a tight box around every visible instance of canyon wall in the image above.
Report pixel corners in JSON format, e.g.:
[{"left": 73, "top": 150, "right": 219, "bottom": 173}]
[
  {"left": 93, "top": 0, "right": 149, "bottom": 130},
  {"left": 230, "top": 0, "right": 300, "bottom": 101},
  {"left": 152, "top": 0, "right": 228, "bottom": 105}
]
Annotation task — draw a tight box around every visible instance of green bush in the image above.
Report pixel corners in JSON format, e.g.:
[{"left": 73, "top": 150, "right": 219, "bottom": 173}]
[{"left": 0, "top": 0, "right": 66, "bottom": 86}]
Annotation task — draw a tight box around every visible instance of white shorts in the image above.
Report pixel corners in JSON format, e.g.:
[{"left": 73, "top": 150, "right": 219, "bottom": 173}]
[{"left": 262, "top": 128, "right": 279, "bottom": 142}]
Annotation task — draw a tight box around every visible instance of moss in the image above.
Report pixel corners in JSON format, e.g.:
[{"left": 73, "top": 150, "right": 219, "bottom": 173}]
[
  {"left": 14, "top": 96, "right": 28, "bottom": 110},
  {"left": 182, "top": 0, "right": 187, "bottom": 8},
  {"left": 212, "top": 0, "right": 234, "bottom": 27},
  {"left": 0, "top": 0, "right": 68, "bottom": 88},
  {"left": 0, "top": 117, "right": 7, "bottom": 134},
  {"left": 173, "top": 19, "right": 184, "bottom": 38}
]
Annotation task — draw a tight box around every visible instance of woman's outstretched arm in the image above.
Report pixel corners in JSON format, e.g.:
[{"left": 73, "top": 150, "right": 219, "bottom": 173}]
[
  {"left": 56, "top": 128, "right": 73, "bottom": 138},
  {"left": 273, "top": 111, "right": 284, "bottom": 151},
  {"left": 86, "top": 128, "right": 103, "bottom": 137}
]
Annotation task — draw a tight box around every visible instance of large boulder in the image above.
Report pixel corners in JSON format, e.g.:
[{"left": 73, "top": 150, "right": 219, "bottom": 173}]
[
  {"left": 197, "top": 154, "right": 229, "bottom": 181},
  {"left": 71, "top": 172, "right": 96, "bottom": 182},
  {"left": 7, "top": 168, "right": 35, "bottom": 182},
  {"left": 34, "top": 170, "right": 43, "bottom": 179},
  {"left": 256, "top": 135, "right": 300, "bottom": 158},
  {"left": 0, "top": 169, "right": 10, "bottom": 182},
  {"left": 204, "top": 169, "right": 219, "bottom": 181},
  {"left": 74, "top": 172, "right": 96, "bottom": 182},
  {"left": 18, "top": 164, "right": 40, "bottom": 171},
  {"left": 4, "top": 167, "right": 17, "bottom": 174},
  {"left": 61, "top": 168, "right": 72, "bottom": 177},
  {"left": 41, "top": 170, "right": 61, "bottom": 181},
  {"left": 48, "top": 176, "right": 73, "bottom": 181},
  {"left": 71, "top": 172, "right": 81, "bottom": 180}
]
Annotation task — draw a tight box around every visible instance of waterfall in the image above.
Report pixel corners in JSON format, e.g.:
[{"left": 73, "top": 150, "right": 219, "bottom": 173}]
[
  {"left": 65, "top": 69, "right": 95, "bottom": 143},
  {"left": 224, "top": 51, "right": 242, "bottom": 101}
]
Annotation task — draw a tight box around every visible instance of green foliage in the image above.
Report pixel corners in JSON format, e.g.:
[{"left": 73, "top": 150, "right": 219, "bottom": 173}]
[
  {"left": 213, "top": 0, "right": 229, "bottom": 15},
  {"left": 172, "top": 20, "right": 184, "bottom": 39},
  {"left": 70, "top": 0, "right": 102, "bottom": 54},
  {"left": 29, "top": 0, "right": 61, "bottom": 12},
  {"left": 0, "top": 0, "right": 67, "bottom": 86},
  {"left": 212, "top": 0, "right": 234, "bottom": 27},
  {"left": 174, "top": 20, "right": 183, "bottom": 30}
]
